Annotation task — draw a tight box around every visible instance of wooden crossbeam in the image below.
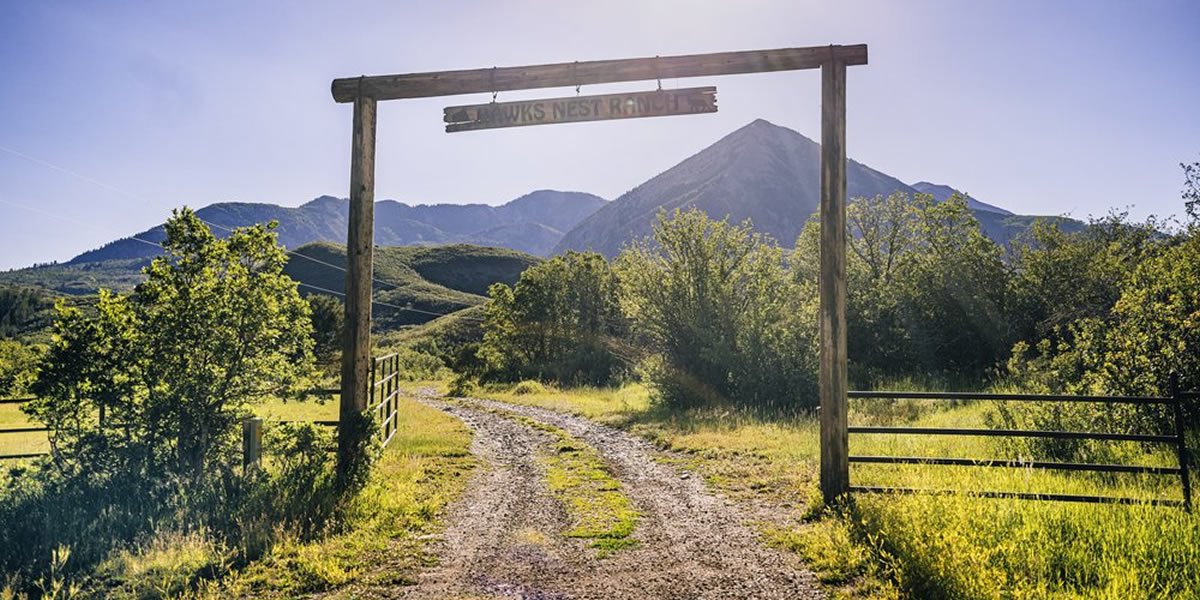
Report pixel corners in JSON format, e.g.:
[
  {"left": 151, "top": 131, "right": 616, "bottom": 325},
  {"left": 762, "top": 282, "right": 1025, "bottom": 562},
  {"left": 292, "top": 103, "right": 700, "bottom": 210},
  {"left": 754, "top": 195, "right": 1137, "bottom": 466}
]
[{"left": 331, "top": 44, "right": 867, "bottom": 102}]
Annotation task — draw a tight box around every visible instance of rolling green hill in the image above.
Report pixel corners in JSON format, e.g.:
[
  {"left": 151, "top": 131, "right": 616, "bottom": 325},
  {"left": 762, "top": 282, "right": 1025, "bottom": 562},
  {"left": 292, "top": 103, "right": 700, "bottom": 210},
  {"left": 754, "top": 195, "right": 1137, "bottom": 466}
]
[
  {"left": 284, "top": 242, "right": 538, "bottom": 330},
  {"left": 0, "top": 258, "right": 154, "bottom": 296},
  {"left": 0, "top": 243, "right": 539, "bottom": 335}
]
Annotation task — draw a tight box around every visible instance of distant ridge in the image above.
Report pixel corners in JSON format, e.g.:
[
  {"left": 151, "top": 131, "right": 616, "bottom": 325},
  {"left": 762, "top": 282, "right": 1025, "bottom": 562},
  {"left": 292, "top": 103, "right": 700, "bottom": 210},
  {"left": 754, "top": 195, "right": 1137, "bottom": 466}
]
[
  {"left": 69, "top": 190, "right": 607, "bottom": 264},
  {"left": 911, "top": 181, "right": 1013, "bottom": 215},
  {"left": 24, "top": 118, "right": 1083, "bottom": 284}
]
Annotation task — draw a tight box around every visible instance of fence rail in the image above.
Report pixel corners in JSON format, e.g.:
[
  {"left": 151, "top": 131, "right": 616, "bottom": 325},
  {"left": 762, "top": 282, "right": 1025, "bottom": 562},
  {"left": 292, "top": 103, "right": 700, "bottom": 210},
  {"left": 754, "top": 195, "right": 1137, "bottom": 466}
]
[
  {"left": 847, "top": 385, "right": 1194, "bottom": 510},
  {"left": 2, "top": 370, "right": 401, "bottom": 463},
  {"left": 372, "top": 353, "right": 402, "bottom": 450}
]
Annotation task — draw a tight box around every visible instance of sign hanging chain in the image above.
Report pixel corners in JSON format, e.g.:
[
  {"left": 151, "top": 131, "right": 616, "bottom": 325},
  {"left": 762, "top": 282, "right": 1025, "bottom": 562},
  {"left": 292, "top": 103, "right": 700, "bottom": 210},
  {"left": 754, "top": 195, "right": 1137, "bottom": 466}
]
[
  {"left": 655, "top": 55, "right": 662, "bottom": 91},
  {"left": 573, "top": 61, "right": 580, "bottom": 95},
  {"left": 490, "top": 67, "right": 498, "bottom": 103}
]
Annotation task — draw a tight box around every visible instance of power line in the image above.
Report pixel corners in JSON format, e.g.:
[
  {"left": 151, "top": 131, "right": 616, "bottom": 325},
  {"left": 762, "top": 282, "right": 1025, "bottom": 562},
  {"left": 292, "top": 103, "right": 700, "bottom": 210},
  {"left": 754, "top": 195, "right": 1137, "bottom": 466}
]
[
  {"left": 296, "top": 281, "right": 482, "bottom": 321},
  {"left": 0, "top": 146, "right": 484, "bottom": 321},
  {"left": 4, "top": 195, "right": 482, "bottom": 321},
  {"left": 0, "top": 144, "right": 397, "bottom": 293}
]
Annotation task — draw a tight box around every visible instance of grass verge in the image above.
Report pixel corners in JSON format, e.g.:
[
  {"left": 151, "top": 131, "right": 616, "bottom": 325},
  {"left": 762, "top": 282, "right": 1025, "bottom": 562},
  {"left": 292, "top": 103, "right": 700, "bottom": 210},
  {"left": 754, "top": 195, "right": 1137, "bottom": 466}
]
[{"left": 209, "top": 393, "right": 474, "bottom": 598}]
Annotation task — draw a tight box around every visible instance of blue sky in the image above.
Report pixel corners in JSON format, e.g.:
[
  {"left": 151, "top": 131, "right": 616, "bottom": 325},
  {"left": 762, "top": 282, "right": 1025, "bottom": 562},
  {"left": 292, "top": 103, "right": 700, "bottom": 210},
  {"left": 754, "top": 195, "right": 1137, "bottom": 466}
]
[{"left": 1, "top": 0, "right": 1198, "bottom": 270}]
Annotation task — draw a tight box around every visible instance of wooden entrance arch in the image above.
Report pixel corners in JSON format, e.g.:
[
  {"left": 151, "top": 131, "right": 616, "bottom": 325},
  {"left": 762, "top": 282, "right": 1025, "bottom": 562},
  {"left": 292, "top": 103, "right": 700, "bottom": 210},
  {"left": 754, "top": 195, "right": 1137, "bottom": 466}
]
[{"left": 331, "top": 44, "right": 867, "bottom": 503}]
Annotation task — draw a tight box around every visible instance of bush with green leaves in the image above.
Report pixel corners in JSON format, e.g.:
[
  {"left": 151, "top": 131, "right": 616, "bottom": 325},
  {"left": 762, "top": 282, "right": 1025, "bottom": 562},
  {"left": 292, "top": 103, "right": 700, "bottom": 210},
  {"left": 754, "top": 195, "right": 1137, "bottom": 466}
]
[
  {"left": 795, "top": 192, "right": 1013, "bottom": 379},
  {"left": 0, "top": 339, "right": 41, "bottom": 397},
  {"left": 306, "top": 293, "right": 344, "bottom": 370},
  {"left": 617, "top": 209, "right": 818, "bottom": 411},
  {"left": 1, "top": 209, "right": 317, "bottom": 583},
  {"left": 480, "top": 251, "right": 628, "bottom": 385},
  {"left": 999, "top": 169, "right": 1200, "bottom": 458}
]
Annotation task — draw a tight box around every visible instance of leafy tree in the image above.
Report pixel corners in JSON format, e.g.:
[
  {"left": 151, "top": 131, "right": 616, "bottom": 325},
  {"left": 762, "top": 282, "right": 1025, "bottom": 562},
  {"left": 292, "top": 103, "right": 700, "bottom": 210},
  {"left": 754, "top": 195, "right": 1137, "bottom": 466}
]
[
  {"left": 29, "top": 208, "right": 315, "bottom": 485},
  {"left": 1010, "top": 211, "right": 1157, "bottom": 342},
  {"left": 799, "top": 193, "right": 1012, "bottom": 377},
  {"left": 1098, "top": 232, "right": 1200, "bottom": 403},
  {"left": 898, "top": 194, "right": 1012, "bottom": 373},
  {"left": 0, "top": 339, "right": 41, "bottom": 397},
  {"left": 0, "top": 285, "right": 51, "bottom": 338},
  {"left": 1001, "top": 165, "right": 1200, "bottom": 455},
  {"left": 813, "top": 192, "right": 920, "bottom": 373},
  {"left": 617, "top": 209, "right": 817, "bottom": 410},
  {"left": 1183, "top": 158, "right": 1200, "bottom": 225},
  {"left": 480, "top": 251, "right": 626, "bottom": 384},
  {"left": 306, "top": 293, "right": 344, "bottom": 367}
]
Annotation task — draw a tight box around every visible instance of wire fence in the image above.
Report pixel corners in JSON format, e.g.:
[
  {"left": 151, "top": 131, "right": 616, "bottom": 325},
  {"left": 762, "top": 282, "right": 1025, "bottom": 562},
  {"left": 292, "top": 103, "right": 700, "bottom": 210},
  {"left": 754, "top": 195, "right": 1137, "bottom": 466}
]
[{"left": 2, "top": 354, "right": 405, "bottom": 464}]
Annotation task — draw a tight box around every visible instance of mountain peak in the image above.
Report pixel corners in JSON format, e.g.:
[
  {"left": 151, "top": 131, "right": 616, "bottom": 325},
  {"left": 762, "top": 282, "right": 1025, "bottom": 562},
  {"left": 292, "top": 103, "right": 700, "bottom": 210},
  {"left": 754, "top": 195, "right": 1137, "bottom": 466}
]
[
  {"left": 301, "top": 195, "right": 345, "bottom": 209},
  {"left": 554, "top": 119, "right": 907, "bottom": 257}
]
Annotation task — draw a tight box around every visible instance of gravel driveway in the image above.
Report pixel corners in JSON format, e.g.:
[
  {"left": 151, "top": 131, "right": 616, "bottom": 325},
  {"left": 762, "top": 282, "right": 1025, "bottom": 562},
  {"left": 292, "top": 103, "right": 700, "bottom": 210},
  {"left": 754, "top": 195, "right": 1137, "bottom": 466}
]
[{"left": 393, "top": 394, "right": 823, "bottom": 600}]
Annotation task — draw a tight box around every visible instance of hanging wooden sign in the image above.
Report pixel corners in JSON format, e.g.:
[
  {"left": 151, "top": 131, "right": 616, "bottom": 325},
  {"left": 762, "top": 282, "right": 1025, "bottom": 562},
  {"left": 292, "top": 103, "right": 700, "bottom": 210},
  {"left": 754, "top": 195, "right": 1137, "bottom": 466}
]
[{"left": 443, "top": 86, "right": 717, "bottom": 132}]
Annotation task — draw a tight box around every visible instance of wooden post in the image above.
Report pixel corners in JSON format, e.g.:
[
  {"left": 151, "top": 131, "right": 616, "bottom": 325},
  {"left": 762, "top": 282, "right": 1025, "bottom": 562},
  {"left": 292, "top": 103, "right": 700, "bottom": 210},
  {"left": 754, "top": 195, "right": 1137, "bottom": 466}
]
[
  {"left": 819, "top": 57, "right": 849, "bottom": 505},
  {"left": 242, "top": 417, "right": 263, "bottom": 472},
  {"left": 338, "top": 91, "right": 377, "bottom": 486},
  {"left": 1170, "top": 374, "right": 1192, "bottom": 511}
]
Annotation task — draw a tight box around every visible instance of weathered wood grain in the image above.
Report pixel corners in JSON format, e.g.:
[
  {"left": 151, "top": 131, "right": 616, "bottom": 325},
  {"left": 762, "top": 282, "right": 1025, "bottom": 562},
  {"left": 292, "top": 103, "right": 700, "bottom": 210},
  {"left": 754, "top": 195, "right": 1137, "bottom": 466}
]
[
  {"left": 242, "top": 417, "right": 262, "bottom": 471},
  {"left": 332, "top": 45, "right": 866, "bottom": 102},
  {"left": 338, "top": 93, "right": 376, "bottom": 482},
  {"left": 819, "top": 58, "right": 849, "bottom": 505},
  {"left": 443, "top": 87, "right": 717, "bottom": 132}
]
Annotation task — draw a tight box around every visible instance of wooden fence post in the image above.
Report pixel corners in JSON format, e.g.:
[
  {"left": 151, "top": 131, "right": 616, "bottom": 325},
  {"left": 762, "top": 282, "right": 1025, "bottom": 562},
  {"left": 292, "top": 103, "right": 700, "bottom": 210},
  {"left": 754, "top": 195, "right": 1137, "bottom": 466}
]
[
  {"left": 819, "top": 55, "right": 850, "bottom": 505},
  {"left": 242, "top": 417, "right": 263, "bottom": 472},
  {"left": 338, "top": 89, "right": 377, "bottom": 487},
  {"left": 1170, "top": 374, "right": 1192, "bottom": 511}
]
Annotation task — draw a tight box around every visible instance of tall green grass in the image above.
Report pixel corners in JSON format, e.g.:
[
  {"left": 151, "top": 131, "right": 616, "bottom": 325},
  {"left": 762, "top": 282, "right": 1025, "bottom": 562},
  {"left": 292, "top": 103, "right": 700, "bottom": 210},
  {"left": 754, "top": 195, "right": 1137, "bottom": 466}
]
[{"left": 0, "top": 390, "right": 474, "bottom": 599}]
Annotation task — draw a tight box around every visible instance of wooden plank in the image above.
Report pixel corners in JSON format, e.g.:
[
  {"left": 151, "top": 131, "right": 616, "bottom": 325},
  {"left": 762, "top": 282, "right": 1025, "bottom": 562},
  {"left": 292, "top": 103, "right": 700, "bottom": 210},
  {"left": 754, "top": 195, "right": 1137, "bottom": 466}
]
[
  {"left": 819, "top": 58, "right": 849, "bottom": 506},
  {"left": 332, "top": 45, "right": 867, "bottom": 102},
  {"left": 0, "top": 452, "right": 47, "bottom": 460},
  {"left": 242, "top": 417, "right": 262, "bottom": 471},
  {"left": 0, "top": 426, "right": 50, "bottom": 433},
  {"left": 443, "top": 87, "right": 717, "bottom": 132},
  {"left": 337, "top": 93, "right": 376, "bottom": 486}
]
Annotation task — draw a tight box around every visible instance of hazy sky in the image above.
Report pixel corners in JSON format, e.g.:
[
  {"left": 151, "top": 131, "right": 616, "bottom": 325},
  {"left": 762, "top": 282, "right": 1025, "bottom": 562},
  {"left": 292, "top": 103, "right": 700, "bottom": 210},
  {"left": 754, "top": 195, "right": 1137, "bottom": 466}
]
[{"left": 1, "top": 0, "right": 1198, "bottom": 270}]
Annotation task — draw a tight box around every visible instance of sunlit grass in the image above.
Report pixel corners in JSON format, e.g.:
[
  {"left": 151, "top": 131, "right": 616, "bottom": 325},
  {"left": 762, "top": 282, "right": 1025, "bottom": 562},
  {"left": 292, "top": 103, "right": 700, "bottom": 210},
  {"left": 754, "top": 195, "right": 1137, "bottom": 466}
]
[
  {"left": 479, "top": 382, "right": 652, "bottom": 425},
  {"left": 50, "top": 387, "right": 475, "bottom": 599},
  {"left": 207, "top": 391, "right": 474, "bottom": 597},
  {"left": 0, "top": 402, "right": 46, "bottom": 458}
]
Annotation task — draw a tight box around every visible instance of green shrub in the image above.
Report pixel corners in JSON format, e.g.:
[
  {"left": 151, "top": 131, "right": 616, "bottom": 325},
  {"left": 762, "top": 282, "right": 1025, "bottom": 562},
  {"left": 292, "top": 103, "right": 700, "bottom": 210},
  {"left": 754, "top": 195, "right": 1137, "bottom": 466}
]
[
  {"left": 1, "top": 210, "right": 318, "bottom": 591},
  {"left": 447, "top": 373, "right": 476, "bottom": 398},
  {"left": 479, "top": 251, "right": 628, "bottom": 386},
  {"left": 512, "top": 380, "right": 548, "bottom": 395},
  {"left": 617, "top": 209, "right": 818, "bottom": 411}
]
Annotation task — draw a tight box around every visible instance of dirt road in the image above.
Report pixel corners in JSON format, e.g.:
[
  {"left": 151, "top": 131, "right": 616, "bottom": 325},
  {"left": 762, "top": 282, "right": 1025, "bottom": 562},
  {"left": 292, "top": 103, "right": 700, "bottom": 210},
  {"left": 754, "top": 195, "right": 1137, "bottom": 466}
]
[{"left": 389, "top": 394, "right": 823, "bottom": 600}]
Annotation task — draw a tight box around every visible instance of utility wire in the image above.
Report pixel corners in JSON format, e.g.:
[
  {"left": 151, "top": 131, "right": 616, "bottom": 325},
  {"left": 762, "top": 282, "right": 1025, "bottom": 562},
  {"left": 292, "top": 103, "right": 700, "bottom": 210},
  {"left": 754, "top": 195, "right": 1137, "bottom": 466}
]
[
  {"left": 0, "top": 146, "right": 483, "bottom": 322},
  {"left": 1, "top": 196, "right": 480, "bottom": 321},
  {"left": 0, "top": 145, "right": 394, "bottom": 292}
]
